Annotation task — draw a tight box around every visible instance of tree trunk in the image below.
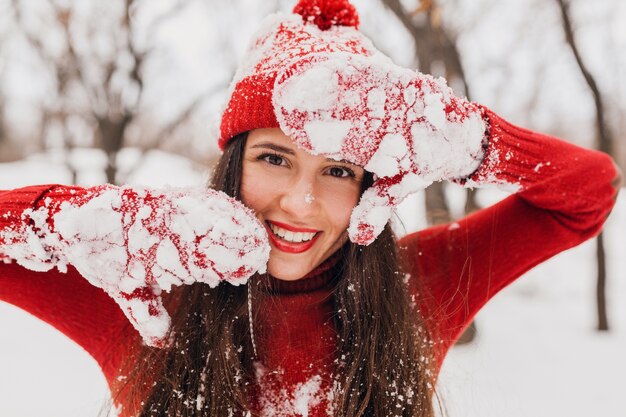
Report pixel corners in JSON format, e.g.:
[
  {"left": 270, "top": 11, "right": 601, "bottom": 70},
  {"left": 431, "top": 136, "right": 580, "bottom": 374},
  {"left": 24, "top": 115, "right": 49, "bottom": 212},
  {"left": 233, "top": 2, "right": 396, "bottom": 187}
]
[
  {"left": 465, "top": 188, "right": 480, "bottom": 214},
  {"left": 596, "top": 232, "right": 608, "bottom": 330},
  {"left": 556, "top": 0, "right": 614, "bottom": 331},
  {"left": 425, "top": 183, "right": 452, "bottom": 225},
  {"left": 97, "top": 114, "right": 132, "bottom": 185}
]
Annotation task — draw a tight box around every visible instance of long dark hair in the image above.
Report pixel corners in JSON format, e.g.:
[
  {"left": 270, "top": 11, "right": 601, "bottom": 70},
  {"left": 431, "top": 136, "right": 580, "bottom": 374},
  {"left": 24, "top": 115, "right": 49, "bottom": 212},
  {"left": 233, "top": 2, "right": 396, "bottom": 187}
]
[{"left": 111, "top": 133, "right": 440, "bottom": 416}]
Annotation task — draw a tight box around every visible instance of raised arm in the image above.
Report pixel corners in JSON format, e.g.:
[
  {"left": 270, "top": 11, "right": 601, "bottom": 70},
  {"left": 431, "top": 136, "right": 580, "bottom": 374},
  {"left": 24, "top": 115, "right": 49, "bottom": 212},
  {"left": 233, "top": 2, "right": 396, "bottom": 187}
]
[{"left": 397, "top": 107, "right": 621, "bottom": 362}]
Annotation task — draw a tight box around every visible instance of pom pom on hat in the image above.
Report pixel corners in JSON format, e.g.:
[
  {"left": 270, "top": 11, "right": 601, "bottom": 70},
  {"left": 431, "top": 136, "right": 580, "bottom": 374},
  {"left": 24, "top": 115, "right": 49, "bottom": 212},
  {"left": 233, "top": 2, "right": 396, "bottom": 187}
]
[{"left": 293, "top": 0, "right": 360, "bottom": 30}]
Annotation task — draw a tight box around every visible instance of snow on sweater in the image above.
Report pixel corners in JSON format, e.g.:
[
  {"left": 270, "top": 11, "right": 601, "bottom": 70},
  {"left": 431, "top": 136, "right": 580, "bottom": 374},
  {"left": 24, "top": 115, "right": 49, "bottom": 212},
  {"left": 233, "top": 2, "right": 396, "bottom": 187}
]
[{"left": 0, "top": 109, "right": 619, "bottom": 416}]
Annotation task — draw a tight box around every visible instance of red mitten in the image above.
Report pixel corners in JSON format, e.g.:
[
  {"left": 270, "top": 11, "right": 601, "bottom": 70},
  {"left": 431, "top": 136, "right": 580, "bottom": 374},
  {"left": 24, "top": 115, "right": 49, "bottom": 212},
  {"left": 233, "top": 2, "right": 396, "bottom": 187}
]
[
  {"left": 273, "top": 54, "right": 489, "bottom": 244},
  {"left": 0, "top": 185, "right": 270, "bottom": 347},
  {"left": 0, "top": 185, "right": 101, "bottom": 270}
]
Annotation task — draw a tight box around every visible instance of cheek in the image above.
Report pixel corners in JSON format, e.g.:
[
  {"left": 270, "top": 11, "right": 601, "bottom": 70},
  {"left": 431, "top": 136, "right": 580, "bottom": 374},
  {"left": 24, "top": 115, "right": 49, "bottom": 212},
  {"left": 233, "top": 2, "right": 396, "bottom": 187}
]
[
  {"left": 240, "top": 166, "right": 267, "bottom": 212},
  {"left": 320, "top": 184, "right": 361, "bottom": 230}
]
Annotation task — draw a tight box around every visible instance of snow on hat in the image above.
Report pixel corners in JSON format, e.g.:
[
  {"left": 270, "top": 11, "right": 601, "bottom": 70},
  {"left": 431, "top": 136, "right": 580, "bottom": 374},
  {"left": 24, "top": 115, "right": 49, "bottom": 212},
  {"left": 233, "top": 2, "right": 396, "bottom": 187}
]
[
  {"left": 219, "top": 0, "right": 487, "bottom": 245},
  {"left": 218, "top": 0, "right": 369, "bottom": 148}
]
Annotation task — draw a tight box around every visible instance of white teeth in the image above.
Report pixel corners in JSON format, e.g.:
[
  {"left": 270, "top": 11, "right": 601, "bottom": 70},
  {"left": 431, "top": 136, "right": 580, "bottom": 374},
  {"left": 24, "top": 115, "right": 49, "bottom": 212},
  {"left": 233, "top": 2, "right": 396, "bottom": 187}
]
[{"left": 268, "top": 223, "right": 316, "bottom": 243}]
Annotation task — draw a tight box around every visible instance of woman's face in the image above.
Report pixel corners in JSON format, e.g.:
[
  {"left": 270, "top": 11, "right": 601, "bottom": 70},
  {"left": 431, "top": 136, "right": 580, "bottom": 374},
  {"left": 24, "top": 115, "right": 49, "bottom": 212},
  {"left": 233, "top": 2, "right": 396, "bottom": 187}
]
[{"left": 241, "top": 128, "right": 365, "bottom": 280}]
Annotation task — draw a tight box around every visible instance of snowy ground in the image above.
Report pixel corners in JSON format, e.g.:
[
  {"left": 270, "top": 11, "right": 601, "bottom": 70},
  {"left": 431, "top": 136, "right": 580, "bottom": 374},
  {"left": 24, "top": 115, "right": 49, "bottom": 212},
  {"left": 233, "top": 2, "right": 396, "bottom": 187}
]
[
  {"left": 438, "top": 202, "right": 626, "bottom": 417},
  {"left": 0, "top": 150, "right": 624, "bottom": 417}
]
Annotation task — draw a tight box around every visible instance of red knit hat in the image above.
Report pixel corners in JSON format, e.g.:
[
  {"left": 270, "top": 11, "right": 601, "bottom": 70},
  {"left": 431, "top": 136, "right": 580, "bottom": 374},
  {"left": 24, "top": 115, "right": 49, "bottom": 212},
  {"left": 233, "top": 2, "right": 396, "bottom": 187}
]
[{"left": 218, "top": 0, "right": 369, "bottom": 149}]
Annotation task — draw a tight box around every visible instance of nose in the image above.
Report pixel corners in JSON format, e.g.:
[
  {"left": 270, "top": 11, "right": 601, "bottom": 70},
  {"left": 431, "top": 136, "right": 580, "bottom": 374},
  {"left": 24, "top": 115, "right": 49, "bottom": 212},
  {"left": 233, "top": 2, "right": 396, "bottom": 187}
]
[{"left": 278, "top": 175, "right": 320, "bottom": 219}]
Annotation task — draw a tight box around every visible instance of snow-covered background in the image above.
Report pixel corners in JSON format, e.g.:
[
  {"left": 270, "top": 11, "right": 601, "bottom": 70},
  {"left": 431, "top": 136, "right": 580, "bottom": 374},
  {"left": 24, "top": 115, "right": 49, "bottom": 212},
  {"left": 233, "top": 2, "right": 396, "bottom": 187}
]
[
  {"left": 0, "top": 152, "right": 624, "bottom": 417},
  {"left": 1, "top": 0, "right": 625, "bottom": 415}
]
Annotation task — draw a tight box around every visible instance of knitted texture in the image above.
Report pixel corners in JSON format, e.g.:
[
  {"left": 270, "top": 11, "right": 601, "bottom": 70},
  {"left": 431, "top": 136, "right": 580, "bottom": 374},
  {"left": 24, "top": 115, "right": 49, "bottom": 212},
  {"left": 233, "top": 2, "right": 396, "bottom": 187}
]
[
  {"left": 218, "top": 8, "right": 377, "bottom": 149},
  {"left": 0, "top": 185, "right": 121, "bottom": 271},
  {"left": 0, "top": 114, "right": 619, "bottom": 416},
  {"left": 0, "top": 185, "right": 270, "bottom": 347},
  {"left": 274, "top": 56, "right": 487, "bottom": 244},
  {"left": 293, "top": 0, "right": 360, "bottom": 30}
]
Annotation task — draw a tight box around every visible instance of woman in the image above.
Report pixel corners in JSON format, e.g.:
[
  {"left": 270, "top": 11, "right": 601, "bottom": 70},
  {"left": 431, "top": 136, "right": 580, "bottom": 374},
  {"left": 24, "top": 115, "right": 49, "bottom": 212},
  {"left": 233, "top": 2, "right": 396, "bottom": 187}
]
[{"left": 0, "top": 0, "right": 622, "bottom": 416}]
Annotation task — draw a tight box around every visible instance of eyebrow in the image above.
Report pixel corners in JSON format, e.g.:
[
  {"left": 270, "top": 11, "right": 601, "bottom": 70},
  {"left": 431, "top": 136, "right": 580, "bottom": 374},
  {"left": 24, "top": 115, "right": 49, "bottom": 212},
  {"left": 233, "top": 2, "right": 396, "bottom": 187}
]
[
  {"left": 250, "top": 142, "right": 356, "bottom": 165},
  {"left": 250, "top": 142, "right": 295, "bottom": 155}
]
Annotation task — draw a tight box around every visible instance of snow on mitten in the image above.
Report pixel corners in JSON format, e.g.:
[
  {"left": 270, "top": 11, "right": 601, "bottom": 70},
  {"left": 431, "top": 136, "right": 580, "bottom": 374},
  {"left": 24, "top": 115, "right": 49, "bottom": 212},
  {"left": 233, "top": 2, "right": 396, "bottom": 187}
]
[
  {"left": 273, "top": 53, "right": 488, "bottom": 245},
  {"left": 0, "top": 185, "right": 270, "bottom": 347},
  {"left": 0, "top": 185, "right": 99, "bottom": 270}
]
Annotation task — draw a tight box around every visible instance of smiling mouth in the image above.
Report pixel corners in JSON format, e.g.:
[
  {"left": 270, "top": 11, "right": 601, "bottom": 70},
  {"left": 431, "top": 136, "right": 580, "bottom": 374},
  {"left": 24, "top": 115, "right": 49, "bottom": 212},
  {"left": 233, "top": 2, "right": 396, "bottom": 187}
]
[
  {"left": 267, "top": 222, "right": 317, "bottom": 242},
  {"left": 265, "top": 221, "right": 321, "bottom": 254}
]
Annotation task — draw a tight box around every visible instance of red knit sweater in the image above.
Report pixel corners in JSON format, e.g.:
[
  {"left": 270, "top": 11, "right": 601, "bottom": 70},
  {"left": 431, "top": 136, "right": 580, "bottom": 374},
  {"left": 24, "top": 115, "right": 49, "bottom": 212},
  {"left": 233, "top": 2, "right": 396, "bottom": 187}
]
[{"left": 0, "top": 109, "right": 619, "bottom": 416}]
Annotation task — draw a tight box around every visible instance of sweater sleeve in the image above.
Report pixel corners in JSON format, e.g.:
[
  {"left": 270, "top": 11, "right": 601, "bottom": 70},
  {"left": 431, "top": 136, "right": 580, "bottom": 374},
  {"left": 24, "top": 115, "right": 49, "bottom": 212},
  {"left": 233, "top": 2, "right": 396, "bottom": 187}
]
[
  {"left": 397, "top": 106, "right": 621, "bottom": 365},
  {"left": 0, "top": 185, "right": 139, "bottom": 385}
]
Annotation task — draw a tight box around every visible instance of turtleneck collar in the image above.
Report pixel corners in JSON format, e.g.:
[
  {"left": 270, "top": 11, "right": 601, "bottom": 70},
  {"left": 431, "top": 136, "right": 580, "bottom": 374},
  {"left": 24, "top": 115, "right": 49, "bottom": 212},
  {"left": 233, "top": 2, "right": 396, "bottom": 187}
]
[{"left": 258, "top": 251, "right": 342, "bottom": 295}]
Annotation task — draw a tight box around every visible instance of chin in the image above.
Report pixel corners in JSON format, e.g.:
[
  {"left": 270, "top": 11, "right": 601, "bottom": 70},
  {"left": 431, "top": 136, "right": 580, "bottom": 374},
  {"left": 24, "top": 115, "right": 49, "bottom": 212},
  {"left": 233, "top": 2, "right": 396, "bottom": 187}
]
[
  {"left": 267, "top": 259, "right": 312, "bottom": 281},
  {"left": 271, "top": 273, "right": 304, "bottom": 281}
]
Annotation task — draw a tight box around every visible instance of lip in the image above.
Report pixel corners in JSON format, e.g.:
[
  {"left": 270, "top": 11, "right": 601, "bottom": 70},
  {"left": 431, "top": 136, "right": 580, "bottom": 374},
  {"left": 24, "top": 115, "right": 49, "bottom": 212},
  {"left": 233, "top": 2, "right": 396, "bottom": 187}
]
[
  {"left": 265, "top": 221, "right": 322, "bottom": 254},
  {"left": 267, "top": 220, "right": 320, "bottom": 234}
]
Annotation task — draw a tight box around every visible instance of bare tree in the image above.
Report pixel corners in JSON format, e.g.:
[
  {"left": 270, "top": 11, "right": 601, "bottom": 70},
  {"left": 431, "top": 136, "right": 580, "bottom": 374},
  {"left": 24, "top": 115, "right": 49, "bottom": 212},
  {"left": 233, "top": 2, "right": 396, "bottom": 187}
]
[
  {"left": 0, "top": 17, "right": 20, "bottom": 162},
  {"left": 10, "top": 0, "right": 208, "bottom": 184},
  {"left": 0, "top": 96, "right": 12, "bottom": 162},
  {"left": 0, "top": 77, "right": 7, "bottom": 159},
  {"left": 555, "top": 0, "right": 616, "bottom": 331},
  {"left": 0, "top": 52, "right": 4, "bottom": 153}
]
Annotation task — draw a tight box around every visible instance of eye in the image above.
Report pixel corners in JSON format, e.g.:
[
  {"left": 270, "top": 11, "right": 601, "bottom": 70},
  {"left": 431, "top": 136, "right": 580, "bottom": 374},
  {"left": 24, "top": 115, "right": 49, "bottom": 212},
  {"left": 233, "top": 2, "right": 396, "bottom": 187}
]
[
  {"left": 258, "top": 152, "right": 287, "bottom": 167},
  {"left": 327, "top": 166, "right": 355, "bottom": 178}
]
